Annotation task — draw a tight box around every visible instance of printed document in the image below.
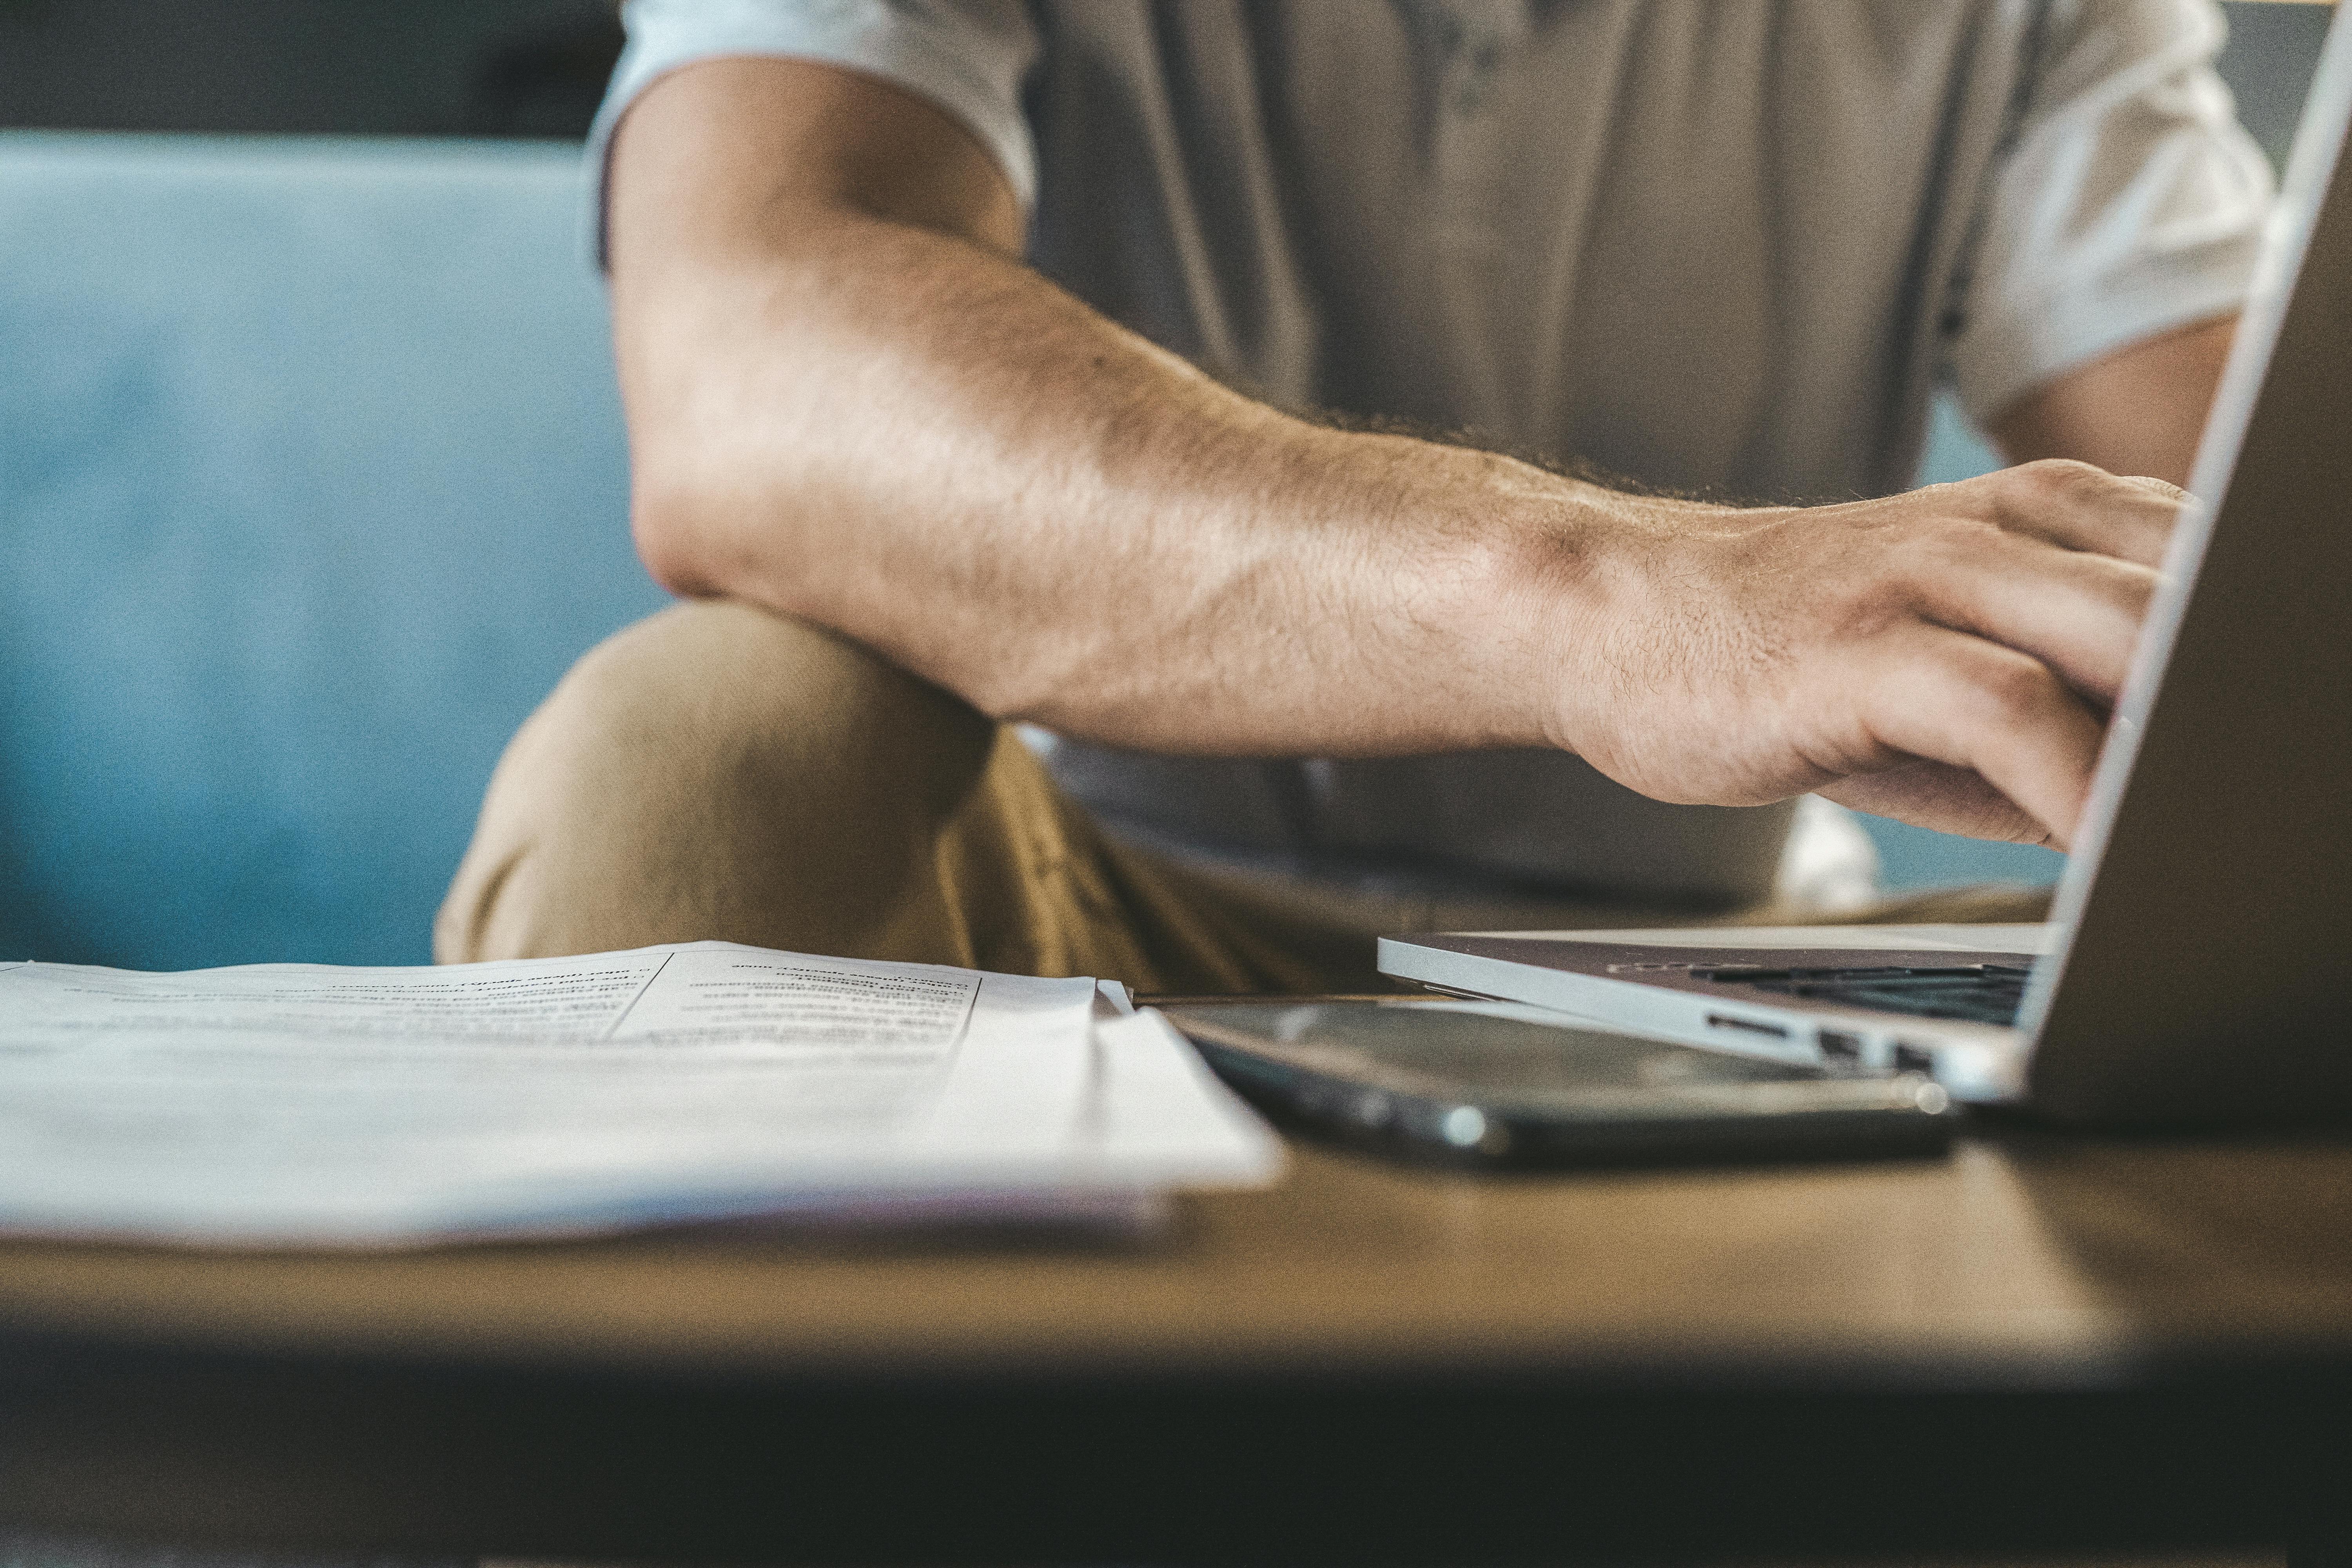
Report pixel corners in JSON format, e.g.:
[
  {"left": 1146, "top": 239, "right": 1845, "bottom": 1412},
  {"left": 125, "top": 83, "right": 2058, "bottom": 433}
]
[{"left": 0, "top": 942, "right": 1278, "bottom": 1246}]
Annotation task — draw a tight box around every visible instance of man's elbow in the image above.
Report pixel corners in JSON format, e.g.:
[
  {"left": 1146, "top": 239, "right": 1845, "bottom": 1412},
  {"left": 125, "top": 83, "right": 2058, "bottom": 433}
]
[
  {"left": 629, "top": 465, "right": 732, "bottom": 601},
  {"left": 628, "top": 456, "right": 842, "bottom": 621}
]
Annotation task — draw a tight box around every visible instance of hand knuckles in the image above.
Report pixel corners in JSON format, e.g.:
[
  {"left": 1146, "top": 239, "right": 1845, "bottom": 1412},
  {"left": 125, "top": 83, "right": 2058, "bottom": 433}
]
[
  {"left": 2094, "top": 558, "right": 2159, "bottom": 613},
  {"left": 1876, "top": 514, "right": 2006, "bottom": 592},
  {"left": 2124, "top": 474, "right": 2190, "bottom": 504},
  {"left": 1913, "top": 512, "right": 2007, "bottom": 559},
  {"left": 2052, "top": 550, "right": 2157, "bottom": 617},
  {"left": 1960, "top": 650, "right": 2060, "bottom": 722},
  {"left": 1998, "top": 457, "right": 2112, "bottom": 504},
  {"left": 1817, "top": 570, "right": 1918, "bottom": 636}
]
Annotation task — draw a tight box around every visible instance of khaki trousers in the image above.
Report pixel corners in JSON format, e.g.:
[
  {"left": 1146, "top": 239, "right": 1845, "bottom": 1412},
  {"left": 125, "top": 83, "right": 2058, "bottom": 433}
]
[{"left": 437, "top": 601, "right": 2046, "bottom": 988}]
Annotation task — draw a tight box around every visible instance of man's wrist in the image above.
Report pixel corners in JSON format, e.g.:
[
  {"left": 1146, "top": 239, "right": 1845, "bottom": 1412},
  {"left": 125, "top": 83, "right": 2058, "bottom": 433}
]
[
  {"left": 1364, "top": 439, "right": 1621, "bottom": 756},
  {"left": 1454, "top": 460, "right": 1757, "bottom": 763}
]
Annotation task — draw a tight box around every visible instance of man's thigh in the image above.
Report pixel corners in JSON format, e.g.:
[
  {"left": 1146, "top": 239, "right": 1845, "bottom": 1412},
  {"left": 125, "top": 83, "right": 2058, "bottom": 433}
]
[{"left": 435, "top": 599, "right": 1379, "bottom": 992}]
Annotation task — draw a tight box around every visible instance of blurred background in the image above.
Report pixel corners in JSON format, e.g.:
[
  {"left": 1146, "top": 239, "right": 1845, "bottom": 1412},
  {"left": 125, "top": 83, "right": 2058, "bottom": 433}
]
[
  {"left": 0, "top": 0, "right": 625, "bottom": 140},
  {"left": 0, "top": 0, "right": 2330, "bottom": 150},
  {"left": 0, "top": 2, "right": 2336, "bottom": 969}
]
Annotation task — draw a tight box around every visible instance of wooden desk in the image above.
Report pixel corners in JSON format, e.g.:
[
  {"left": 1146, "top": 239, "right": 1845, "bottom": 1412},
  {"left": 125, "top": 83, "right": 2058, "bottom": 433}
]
[{"left": 0, "top": 1131, "right": 2347, "bottom": 1561}]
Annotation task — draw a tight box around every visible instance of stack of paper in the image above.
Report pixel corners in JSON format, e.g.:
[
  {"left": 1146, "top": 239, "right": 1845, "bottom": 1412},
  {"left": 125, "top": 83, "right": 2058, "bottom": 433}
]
[{"left": 0, "top": 942, "right": 1281, "bottom": 1247}]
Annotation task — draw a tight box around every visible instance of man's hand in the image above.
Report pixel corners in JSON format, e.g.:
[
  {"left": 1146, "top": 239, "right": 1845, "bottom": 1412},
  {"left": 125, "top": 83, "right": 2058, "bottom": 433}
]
[
  {"left": 610, "top": 57, "right": 2209, "bottom": 857},
  {"left": 1534, "top": 463, "right": 2185, "bottom": 849}
]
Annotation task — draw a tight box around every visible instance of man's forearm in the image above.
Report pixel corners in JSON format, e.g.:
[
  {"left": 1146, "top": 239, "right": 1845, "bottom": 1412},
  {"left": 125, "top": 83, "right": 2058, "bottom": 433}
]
[
  {"left": 613, "top": 92, "right": 1586, "bottom": 759},
  {"left": 610, "top": 57, "right": 2188, "bottom": 849}
]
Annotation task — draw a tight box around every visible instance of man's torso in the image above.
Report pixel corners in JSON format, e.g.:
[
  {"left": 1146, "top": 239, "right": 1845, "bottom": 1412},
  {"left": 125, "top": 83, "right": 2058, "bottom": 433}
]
[{"left": 1023, "top": 1, "right": 2040, "bottom": 905}]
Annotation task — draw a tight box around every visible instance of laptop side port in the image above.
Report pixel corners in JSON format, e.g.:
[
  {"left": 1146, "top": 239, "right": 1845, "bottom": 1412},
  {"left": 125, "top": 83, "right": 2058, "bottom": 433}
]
[
  {"left": 1705, "top": 1013, "right": 1790, "bottom": 1040},
  {"left": 1817, "top": 1030, "right": 1864, "bottom": 1065},
  {"left": 1892, "top": 1042, "right": 1937, "bottom": 1075}
]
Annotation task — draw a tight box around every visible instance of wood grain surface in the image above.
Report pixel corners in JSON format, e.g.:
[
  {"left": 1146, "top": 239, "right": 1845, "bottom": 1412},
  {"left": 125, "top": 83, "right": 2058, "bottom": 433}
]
[
  {"left": 0, "top": 1130, "right": 2347, "bottom": 1383},
  {"left": 2, "top": 1131, "right": 2349, "bottom": 1557}
]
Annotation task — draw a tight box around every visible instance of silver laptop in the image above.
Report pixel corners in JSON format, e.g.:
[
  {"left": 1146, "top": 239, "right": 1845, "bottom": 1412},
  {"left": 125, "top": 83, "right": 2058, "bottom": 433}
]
[{"left": 1379, "top": 11, "right": 2352, "bottom": 1127}]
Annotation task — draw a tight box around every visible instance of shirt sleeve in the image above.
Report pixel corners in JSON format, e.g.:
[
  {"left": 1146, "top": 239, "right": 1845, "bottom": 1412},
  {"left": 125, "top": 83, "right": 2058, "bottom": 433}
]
[
  {"left": 584, "top": 0, "right": 1042, "bottom": 267},
  {"left": 1945, "top": 0, "right": 2275, "bottom": 423}
]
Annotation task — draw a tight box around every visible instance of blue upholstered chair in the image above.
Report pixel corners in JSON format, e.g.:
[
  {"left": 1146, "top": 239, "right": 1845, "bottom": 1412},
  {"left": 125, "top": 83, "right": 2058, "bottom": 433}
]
[
  {"left": 0, "top": 131, "right": 2059, "bottom": 973},
  {"left": 0, "top": 134, "right": 663, "bottom": 968}
]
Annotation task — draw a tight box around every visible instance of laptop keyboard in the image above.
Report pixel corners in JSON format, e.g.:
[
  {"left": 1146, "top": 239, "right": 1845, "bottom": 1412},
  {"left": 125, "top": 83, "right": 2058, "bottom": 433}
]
[{"left": 1690, "top": 964, "right": 2031, "bottom": 1027}]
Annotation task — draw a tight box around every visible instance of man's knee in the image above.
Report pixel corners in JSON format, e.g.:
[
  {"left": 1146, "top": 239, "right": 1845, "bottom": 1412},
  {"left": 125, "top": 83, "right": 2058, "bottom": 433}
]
[{"left": 436, "top": 599, "right": 996, "bottom": 963}]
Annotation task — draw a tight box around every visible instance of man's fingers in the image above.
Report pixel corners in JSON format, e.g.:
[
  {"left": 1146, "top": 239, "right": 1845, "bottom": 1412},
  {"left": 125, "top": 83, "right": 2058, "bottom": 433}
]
[
  {"left": 1819, "top": 762, "right": 2051, "bottom": 845},
  {"left": 1854, "top": 630, "right": 2105, "bottom": 849},
  {"left": 1980, "top": 459, "right": 2184, "bottom": 568},
  {"left": 1910, "top": 527, "right": 2157, "bottom": 706},
  {"left": 2121, "top": 475, "right": 2189, "bottom": 503}
]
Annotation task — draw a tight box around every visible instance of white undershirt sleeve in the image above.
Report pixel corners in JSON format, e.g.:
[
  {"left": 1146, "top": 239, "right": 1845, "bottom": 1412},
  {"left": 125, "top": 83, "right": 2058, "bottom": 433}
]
[
  {"left": 1947, "top": 0, "right": 2275, "bottom": 424},
  {"left": 585, "top": 0, "right": 1042, "bottom": 267}
]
